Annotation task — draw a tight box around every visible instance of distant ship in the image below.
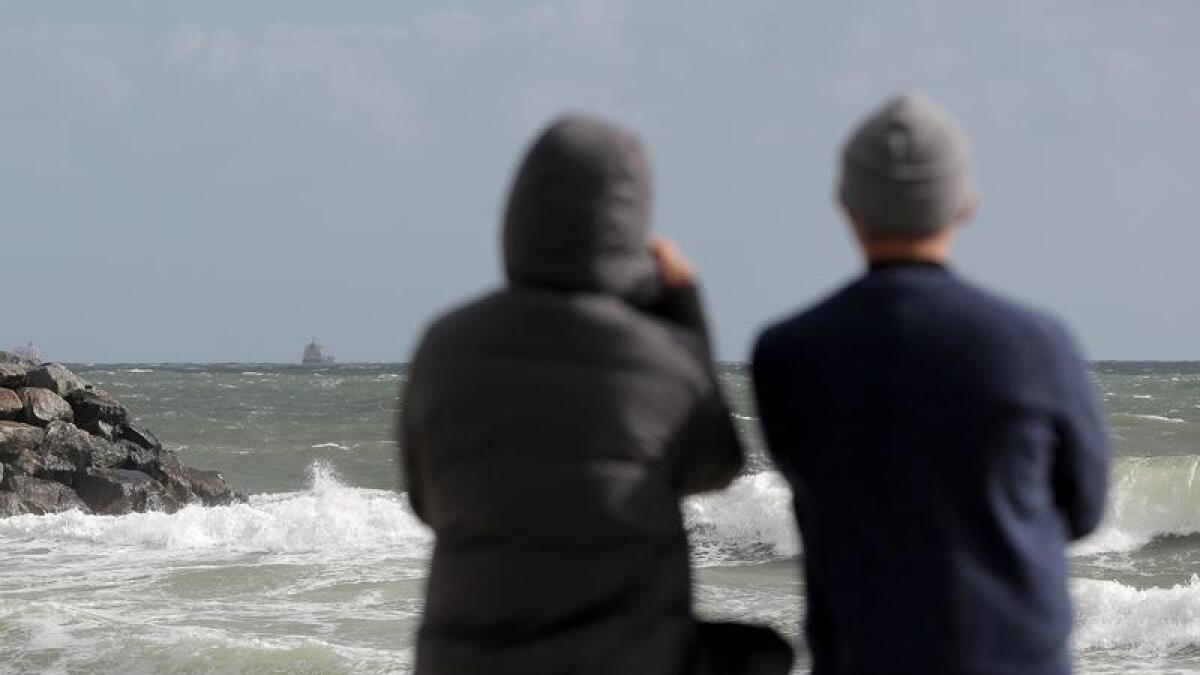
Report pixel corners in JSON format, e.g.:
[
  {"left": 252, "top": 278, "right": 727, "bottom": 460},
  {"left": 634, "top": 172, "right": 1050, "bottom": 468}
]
[{"left": 301, "top": 340, "right": 335, "bottom": 365}]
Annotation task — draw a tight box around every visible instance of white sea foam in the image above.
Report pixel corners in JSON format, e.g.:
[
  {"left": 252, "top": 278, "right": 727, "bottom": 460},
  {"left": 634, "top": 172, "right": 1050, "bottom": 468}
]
[
  {"left": 0, "top": 464, "right": 431, "bottom": 556},
  {"left": 1, "top": 455, "right": 1194, "bottom": 569},
  {"left": 311, "top": 442, "right": 351, "bottom": 450},
  {"left": 1073, "top": 576, "right": 1200, "bottom": 655},
  {"left": 1129, "top": 414, "right": 1186, "bottom": 424},
  {"left": 684, "top": 471, "right": 799, "bottom": 565}
]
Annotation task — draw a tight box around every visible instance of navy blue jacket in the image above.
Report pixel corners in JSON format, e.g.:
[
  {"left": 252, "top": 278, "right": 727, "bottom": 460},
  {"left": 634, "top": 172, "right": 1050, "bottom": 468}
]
[{"left": 752, "top": 262, "right": 1110, "bottom": 675}]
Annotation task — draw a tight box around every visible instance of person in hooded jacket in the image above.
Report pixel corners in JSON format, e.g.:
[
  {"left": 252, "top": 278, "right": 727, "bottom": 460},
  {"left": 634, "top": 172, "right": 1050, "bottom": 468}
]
[{"left": 399, "top": 114, "right": 794, "bottom": 675}]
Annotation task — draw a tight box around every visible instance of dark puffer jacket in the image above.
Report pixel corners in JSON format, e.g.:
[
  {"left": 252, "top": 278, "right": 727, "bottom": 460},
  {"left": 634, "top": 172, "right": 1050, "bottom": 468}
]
[{"left": 400, "top": 115, "right": 792, "bottom": 675}]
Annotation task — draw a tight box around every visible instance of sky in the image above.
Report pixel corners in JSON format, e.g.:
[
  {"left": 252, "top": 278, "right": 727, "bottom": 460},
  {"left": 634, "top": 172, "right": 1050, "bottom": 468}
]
[{"left": 1, "top": 1, "right": 1197, "bottom": 362}]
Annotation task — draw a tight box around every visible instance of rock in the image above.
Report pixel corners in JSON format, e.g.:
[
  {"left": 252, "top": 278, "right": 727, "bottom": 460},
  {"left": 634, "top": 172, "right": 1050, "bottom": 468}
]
[
  {"left": 24, "top": 364, "right": 88, "bottom": 396},
  {"left": 65, "top": 388, "right": 129, "bottom": 430},
  {"left": 88, "top": 440, "right": 130, "bottom": 469},
  {"left": 7, "top": 446, "right": 76, "bottom": 484},
  {"left": 184, "top": 468, "right": 237, "bottom": 506},
  {"left": 122, "top": 441, "right": 159, "bottom": 472},
  {"left": 0, "top": 421, "right": 45, "bottom": 462},
  {"left": 85, "top": 419, "right": 117, "bottom": 440},
  {"left": 151, "top": 450, "right": 195, "bottom": 503},
  {"left": 0, "top": 491, "right": 20, "bottom": 517},
  {"left": 19, "top": 387, "right": 73, "bottom": 426},
  {"left": 0, "top": 364, "right": 27, "bottom": 390},
  {"left": 0, "top": 388, "right": 24, "bottom": 421},
  {"left": 75, "top": 468, "right": 176, "bottom": 515},
  {"left": 119, "top": 424, "right": 162, "bottom": 451},
  {"left": 41, "top": 420, "right": 127, "bottom": 470},
  {"left": 7, "top": 421, "right": 85, "bottom": 484},
  {"left": 0, "top": 362, "right": 240, "bottom": 519},
  {"left": 0, "top": 475, "right": 91, "bottom": 515}
]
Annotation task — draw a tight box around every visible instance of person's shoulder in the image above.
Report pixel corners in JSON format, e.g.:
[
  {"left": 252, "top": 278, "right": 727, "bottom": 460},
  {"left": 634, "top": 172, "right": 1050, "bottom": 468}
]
[
  {"left": 753, "top": 280, "right": 861, "bottom": 364},
  {"left": 951, "top": 274, "right": 1077, "bottom": 350}
]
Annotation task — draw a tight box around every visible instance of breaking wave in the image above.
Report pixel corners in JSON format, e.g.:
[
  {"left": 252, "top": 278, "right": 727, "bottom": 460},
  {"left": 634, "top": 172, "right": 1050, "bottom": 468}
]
[
  {"left": 687, "top": 455, "right": 1200, "bottom": 563},
  {"left": 1075, "top": 455, "right": 1200, "bottom": 556},
  {"left": 687, "top": 455, "right": 1200, "bottom": 562},
  {"left": 0, "top": 463, "right": 432, "bottom": 556},
  {"left": 1073, "top": 576, "right": 1200, "bottom": 656},
  {"left": 2, "top": 455, "right": 1198, "bottom": 564},
  {"left": 684, "top": 471, "right": 799, "bottom": 565}
]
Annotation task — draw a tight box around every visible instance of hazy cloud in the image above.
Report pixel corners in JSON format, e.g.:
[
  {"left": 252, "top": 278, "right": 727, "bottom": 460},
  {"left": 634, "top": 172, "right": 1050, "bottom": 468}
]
[
  {"left": 417, "top": 9, "right": 488, "bottom": 50},
  {"left": 0, "top": 2, "right": 1195, "bottom": 360}
]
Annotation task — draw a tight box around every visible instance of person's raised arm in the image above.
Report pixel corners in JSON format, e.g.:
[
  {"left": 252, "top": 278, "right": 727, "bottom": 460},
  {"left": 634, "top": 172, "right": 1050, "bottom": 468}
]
[{"left": 647, "top": 237, "right": 743, "bottom": 495}]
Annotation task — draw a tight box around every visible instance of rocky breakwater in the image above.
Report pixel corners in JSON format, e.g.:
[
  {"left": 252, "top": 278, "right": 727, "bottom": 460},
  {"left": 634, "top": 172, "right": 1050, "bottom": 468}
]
[{"left": 0, "top": 355, "right": 244, "bottom": 517}]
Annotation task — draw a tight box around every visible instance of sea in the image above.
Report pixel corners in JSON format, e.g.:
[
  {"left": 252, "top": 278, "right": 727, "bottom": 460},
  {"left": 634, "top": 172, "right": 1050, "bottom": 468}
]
[{"left": 1, "top": 362, "right": 1198, "bottom": 674}]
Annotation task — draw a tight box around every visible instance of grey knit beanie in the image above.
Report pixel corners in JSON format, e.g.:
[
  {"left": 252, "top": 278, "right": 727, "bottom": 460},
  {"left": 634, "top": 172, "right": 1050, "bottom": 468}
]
[{"left": 838, "top": 90, "right": 977, "bottom": 233}]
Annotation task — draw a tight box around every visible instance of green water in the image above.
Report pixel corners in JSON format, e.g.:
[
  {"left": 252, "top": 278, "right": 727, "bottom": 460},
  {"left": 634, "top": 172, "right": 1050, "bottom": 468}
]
[{"left": 0, "top": 363, "right": 1197, "bottom": 673}]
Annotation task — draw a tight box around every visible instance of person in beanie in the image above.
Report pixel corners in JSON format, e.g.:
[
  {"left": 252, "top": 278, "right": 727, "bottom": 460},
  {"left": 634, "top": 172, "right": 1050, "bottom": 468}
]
[
  {"left": 401, "top": 113, "right": 793, "bottom": 675},
  {"left": 752, "top": 91, "right": 1111, "bottom": 675}
]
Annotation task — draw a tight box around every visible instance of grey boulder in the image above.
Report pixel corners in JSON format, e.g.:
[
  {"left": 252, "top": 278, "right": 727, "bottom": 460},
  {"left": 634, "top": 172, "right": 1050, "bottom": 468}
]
[
  {"left": 185, "top": 468, "right": 238, "bottom": 506},
  {"left": 119, "top": 424, "right": 162, "bottom": 451},
  {"left": 0, "top": 474, "right": 91, "bottom": 515},
  {"left": 76, "top": 468, "right": 176, "bottom": 515},
  {"left": 20, "top": 388, "right": 73, "bottom": 425},
  {"left": 24, "top": 364, "right": 88, "bottom": 396},
  {"left": 41, "top": 420, "right": 127, "bottom": 470},
  {"left": 65, "top": 388, "right": 130, "bottom": 431},
  {"left": 123, "top": 441, "right": 160, "bottom": 473},
  {"left": 7, "top": 445, "right": 76, "bottom": 484},
  {"left": 0, "top": 363, "right": 27, "bottom": 389},
  {"left": 0, "top": 421, "right": 45, "bottom": 462},
  {"left": 151, "top": 451, "right": 193, "bottom": 503},
  {"left": 0, "top": 388, "right": 24, "bottom": 421}
]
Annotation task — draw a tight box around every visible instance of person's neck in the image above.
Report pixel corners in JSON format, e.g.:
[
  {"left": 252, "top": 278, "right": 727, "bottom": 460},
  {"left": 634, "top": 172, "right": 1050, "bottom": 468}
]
[
  {"left": 859, "top": 232, "right": 953, "bottom": 268},
  {"left": 863, "top": 249, "right": 951, "bottom": 269}
]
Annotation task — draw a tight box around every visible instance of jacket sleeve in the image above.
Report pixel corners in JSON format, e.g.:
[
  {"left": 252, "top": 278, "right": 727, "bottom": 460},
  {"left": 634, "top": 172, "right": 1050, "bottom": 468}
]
[
  {"left": 1049, "top": 325, "right": 1111, "bottom": 540},
  {"left": 399, "top": 353, "right": 430, "bottom": 524},
  {"left": 648, "top": 284, "right": 744, "bottom": 495},
  {"left": 670, "top": 385, "right": 744, "bottom": 495}
]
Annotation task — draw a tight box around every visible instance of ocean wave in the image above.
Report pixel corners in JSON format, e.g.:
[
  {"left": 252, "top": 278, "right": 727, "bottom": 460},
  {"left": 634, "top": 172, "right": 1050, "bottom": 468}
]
[
  {"left": 1074, "top": 576, "right": 1200, "bottom": 655},
  {"left": 0, "top": 464, "right": 431, "bottom": 556},
  {"left": 2, "top": 455, "right": 1196, "bottom": 564},
  {"left": 684, "top": 472, "right": 799, "bottom": 565},
  {"left": 690, "top": 457, "right": 1200, "bottom": 561},
  {"left": 1074, "top": 456, "right": 1200, "bottom": 556}
]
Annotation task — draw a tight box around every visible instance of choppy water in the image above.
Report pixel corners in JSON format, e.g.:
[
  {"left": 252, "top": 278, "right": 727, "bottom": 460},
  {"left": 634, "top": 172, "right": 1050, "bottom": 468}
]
[{"left": 1, "top": 362, "right": 1198, "bottom": 674}]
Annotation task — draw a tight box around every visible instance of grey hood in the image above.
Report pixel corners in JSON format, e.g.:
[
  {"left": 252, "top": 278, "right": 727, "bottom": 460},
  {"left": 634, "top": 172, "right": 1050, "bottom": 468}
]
[{"left": 502, "top": 114, "right": 661, "bottom": 302}]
